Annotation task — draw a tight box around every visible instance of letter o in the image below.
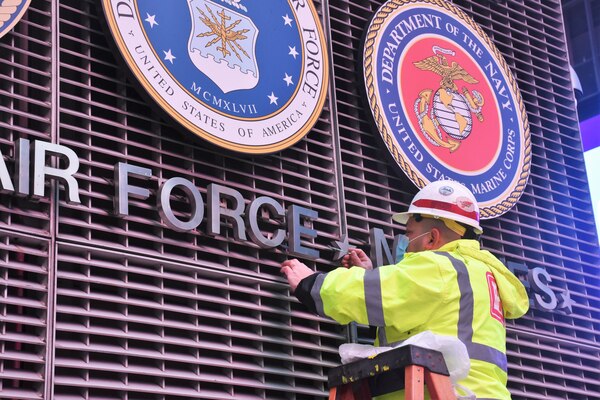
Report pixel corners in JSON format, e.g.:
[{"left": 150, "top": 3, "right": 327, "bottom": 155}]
[
  {"left": 158, "top": 177, "right": 204, "bottom": 231},
  {"left": 306, "top": 39, "right": 320, "bottom": 55}
]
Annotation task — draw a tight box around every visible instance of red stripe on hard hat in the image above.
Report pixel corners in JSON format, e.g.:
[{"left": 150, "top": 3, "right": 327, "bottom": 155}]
[{"left": 412, "top": 199, "right": 479, "bottom": 221}]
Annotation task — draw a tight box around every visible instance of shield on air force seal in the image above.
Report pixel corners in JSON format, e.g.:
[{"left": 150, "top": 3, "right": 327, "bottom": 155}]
[
  {"left": 101, "top": 0, "right": 329, "bottom": 154},
  {"left": 187, "top": 0, "right": 259, "bottom": 93}
]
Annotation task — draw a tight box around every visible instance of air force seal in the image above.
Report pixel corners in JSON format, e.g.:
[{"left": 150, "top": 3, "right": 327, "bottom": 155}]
[
  {"left": 102, "top": 0, "right": 328, "bottom": 154},
  {"left": 0, "top": 0, "right": 31, "bottom": 40},
  {"left": 363, "top": 0, "right": 531, "bottom": 218}
]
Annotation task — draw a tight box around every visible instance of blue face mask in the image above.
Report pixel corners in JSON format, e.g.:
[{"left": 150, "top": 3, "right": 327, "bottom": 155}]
[
  {"left": 394, "top": 235, "right": 410, "bottom": 263},
  {"left": 394, "top": 232, "right": 431, "bottom": 263}
]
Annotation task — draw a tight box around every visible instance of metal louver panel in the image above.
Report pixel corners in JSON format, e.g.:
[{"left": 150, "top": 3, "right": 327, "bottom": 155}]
[
  {"left": 54, "top": 243, "right": 342, "bottom": 399},
  {"left": 57, "top": 0, "right": 340, "bottom": 276},
  {"left": 0, "top": 1, "right": 53, "bottom": 237},
  {"left": 53, "top": 0, "right": 345, "bottom": 398},
  {"left": 0, "top": 231, "right": 49, "bottom": 399},
  {"left": 506, "top": 329, "right": 600, "bottom": 398}
]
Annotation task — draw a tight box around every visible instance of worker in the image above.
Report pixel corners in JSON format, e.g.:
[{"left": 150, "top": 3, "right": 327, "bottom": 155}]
[{"left": 280, "top": 180, "right": 529, "bottom": 399}]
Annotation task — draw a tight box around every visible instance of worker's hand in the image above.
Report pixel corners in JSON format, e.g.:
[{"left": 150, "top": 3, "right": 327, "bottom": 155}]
[
  {"left": 280, "top": 259, "right": 314, "bottom": 293},
  {"left": 341, "top": 248, "right": 373, "bottom": 270}
]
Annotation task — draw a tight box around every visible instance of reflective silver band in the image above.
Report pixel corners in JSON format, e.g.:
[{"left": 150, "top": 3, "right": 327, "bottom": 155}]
[
  {"left": 436, "top": 252, "right": 508, "bottom": 373},
  {"left": 378, "top": 326, "right": 388, "bottom": 347},
  {"left": 364, "top": 268, "right": 386, "bottom": 326},
  {"left": 466, "top": 341, "right": 508, "bottom": 372},
  {"left": 311, "top": 273, "right": 326, "bottom": 317}
]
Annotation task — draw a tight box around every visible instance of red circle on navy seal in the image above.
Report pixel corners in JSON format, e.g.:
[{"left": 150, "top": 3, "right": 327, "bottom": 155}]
[{"left": 400, "top": 36, "right": 501, "bottom": 172}]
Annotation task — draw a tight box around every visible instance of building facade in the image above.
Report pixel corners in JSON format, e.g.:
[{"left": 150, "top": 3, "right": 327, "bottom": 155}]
[
  {"left": 563, "top": 0, "right": 600, "bottom": 243},
  {"left": 0, "top": 1, "right": 598, "bottom": 399},
  {"left": 562, "top": 0, "right": 600, "bottom": 122}
]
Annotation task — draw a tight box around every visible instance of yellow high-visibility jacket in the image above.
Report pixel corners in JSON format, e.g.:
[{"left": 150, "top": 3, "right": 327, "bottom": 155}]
[{"left": 295, "top": 240, "right": 529, "bottom": 399}]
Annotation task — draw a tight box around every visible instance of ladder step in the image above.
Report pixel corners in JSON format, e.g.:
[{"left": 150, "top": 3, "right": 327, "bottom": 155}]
[{"left": 327, "top": 345, "right": 457, "bottom": 400}]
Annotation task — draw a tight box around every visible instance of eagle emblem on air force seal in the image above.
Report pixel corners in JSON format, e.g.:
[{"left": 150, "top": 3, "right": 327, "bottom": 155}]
[
  {"left": 0, "top": 0, "right": 31, "bottom": 40},
  {"left": 102, "top": 0, "right": 328, "bottom": 154},
  {"left": 363, "top": 0, "right": 531, "bottom": 218}
]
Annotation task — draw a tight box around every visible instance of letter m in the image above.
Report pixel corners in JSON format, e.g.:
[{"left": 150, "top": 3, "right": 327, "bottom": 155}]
[{"left": 191, "top": 82, "right": 202, "bottom": 95}]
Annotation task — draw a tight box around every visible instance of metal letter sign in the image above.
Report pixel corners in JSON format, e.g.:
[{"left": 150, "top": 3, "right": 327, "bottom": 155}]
[
  {"left": 0, "top": 0, "right": 31, "bottom": 39},
  {"left": 363, "top": 0, "right": 531, "bottom": 218},
  {"left": 102, "top": 0, "right": 329, "bottom": 154}
]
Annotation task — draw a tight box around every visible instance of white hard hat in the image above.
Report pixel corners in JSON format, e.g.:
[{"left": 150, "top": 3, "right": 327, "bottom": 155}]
[{"left": 393, "top": 180, "right": 483, "bottom": 234}]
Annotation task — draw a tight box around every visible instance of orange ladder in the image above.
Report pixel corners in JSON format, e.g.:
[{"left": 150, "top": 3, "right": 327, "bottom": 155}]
[{"left": 328, "top": 344, "right": 457, "bottom": 400}]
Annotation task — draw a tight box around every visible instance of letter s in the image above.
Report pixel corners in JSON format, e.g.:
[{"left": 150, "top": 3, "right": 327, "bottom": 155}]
[{"left": 529, "top": 267, "right": 557, "bottom": 311}]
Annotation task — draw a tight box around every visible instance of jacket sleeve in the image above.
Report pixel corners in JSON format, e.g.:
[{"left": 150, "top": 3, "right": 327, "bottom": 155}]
[
  {"left": 295, "top": 254, "right": 447, "bottom": 331},
  {"left": 296, "top": 266, "right": 371, "bottom": 325},
  {"left": 294, "top": 272, "right": 323, "bottom": 314}
]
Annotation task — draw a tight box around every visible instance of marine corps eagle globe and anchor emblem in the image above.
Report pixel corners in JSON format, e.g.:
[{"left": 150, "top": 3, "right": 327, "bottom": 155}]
[
  {"left": 363, "top": 0, "right": 531, "bottom": 219},
  {"left": 102, "top": 0, "right": 328, "bottom": 154},
  {"left": 0, "top": 0, "right": 31, "bottom": 40},
  {"left": 414, "top": 45, "right": 485, "bottom": 152}
]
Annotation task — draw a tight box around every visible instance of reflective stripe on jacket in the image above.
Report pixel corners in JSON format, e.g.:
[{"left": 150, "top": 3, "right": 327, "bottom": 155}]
[{"left": 296, "top": 240, "right": 529, "bottom": 399}]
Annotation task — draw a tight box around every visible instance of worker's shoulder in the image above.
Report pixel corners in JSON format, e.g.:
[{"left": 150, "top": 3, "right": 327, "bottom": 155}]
[
  {"left": 403, "top": 247, "right": 479, "bottom": 270},
  {"left": 401, "top": 250, "right": 455, "bottom": 269},
  {"left": 396, "top": 252, "right": 454, "bottom": 286},
  {"left": 404, "top": 249, "right": 461, "bottom": 260}
]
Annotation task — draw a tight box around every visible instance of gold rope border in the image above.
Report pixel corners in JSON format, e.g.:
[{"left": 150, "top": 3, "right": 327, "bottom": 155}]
[{"left": 363, "top": 0, "right": 531, "bottom": 219}]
